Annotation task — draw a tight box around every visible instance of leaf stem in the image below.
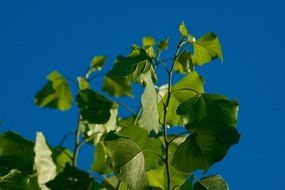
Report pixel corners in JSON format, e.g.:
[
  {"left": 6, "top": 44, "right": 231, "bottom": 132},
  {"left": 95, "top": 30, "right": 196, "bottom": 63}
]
[
  {"left": 115, "top": 101, "right": 136, "bottom": 117},
  {"left": 168, "top": 131, "right": 190, "bottom": 145},
  {"left": 162, "top": 35, "right": 185, "bottom": 190},
  {"left": 72, "top": 115, "right": 82, "bottom": 167}
]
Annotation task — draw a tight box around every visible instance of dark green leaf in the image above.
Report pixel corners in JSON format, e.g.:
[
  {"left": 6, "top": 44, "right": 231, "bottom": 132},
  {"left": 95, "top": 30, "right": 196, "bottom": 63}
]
[
  {"left": 194, "top": 175, "right": 230, "bottom": 190},
  {"left": 0, "top": 170, "right": 33, "bottom": 190},
  {"left": 34, "top": 71, "right": 73, "bottom": 111},
  {"left": 157, "top": 71, "right": 204, "bottom": 126},
  {"left": 109, "top": 45, "right": 157, "bottom": 83},
  {"left": 76, "top": 89, "right": 114, "bottom": 124},
  {"left": 192, "top": 32, "right": 223, "bottom": 65},
  {"left": 104, "top": 133, "right": 147, "bottom": 189},
  {"left": 180, "top": 175, "right": 194, "bottom": 190},
  {"left": 46, "top": 163, "right": 98, "bottom": 190},
  {"left": 174, "top": 51, "right": 193, "bottom": 74},
  {"left": 177, "top": 94, "right": 238, "bottom": 126},
  {"left": 0, "top": 131, "right": 34, "bottom": 174},
  {"left": 172, "top": 95, "right": 240, "bottom": 173},
  {"left": 139, "top": 71, "right": 160, "bottom": 133},
  {"left": 102, "top": 73, "right": 132, "bottom": 97},
  {"left": 34, "top": 132, "right": 56, "bottom": 189}
]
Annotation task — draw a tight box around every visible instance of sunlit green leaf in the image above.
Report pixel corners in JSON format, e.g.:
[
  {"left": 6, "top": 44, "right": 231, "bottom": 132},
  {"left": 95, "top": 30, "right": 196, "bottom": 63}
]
[
  {"left": 76, "top": 89, "right": 114, "bottom": 124},
  {"left": 147, "top": 165, "right": 166, "bottom": 189},
  {"left": 158, "top": 38, "right": 169, "bottom": 52},
  {"left": 0, "top": 170, "right": 33, "bottom": 190},
  {"left": 35, "top": 71, "right": 73, "bottom": 111},
  {"left": 109, "top": 45, "right": 157, "bottom": 83},
  {"left": 46, "top": 163, "right": 99, "bottom": 190},
  {"left": 0, "top": 131, "right": 34, "bottom": 174},
  {"left": 139, "top": 71, "right": 160, "bottom": 133},
  {"left": 52, "top": 147, "right": 73, "bottom": 174},
  {"left": 90, "top": 56, "right": 106, "bottom": 71},
  {"left": 174, "top": 51, "right": 193, "bottom": 74},
  {"left": 34, "top": 132, "right": 56, "bottom": 190},
  {"left": 143, "top": 36, "right": 156, "bottom": 58},
  {"left": 102, "top": 73, "right": 132, "bottom": 97},
  {"left": 192, "top": 32, "right": 223, "bottom": 65},
  {"left": 77, "top": 77, "right": 90, "bottom": 91},
  {"left": 172, "top": 95, "right": 240, "bottom": 173},
  {"left": 179, "top": 21, "right": 188, "bottom": 36},
  {"left": 102, "top": 176, "right": 128, "bottom": 190},
  {"left": 104, "top": 133, "right": 147, "bottom": 189},
  {"left": 157, "top": 71, "right": 204, "bottom": 126},
  {"left": 119, "top": 125, "right": 163, "bottom": 170},
  {"left": 194, "top": 175, "right": 230, "bottom": 190},
  {"left": 91, "top": 142, "right": 112, "bottom": 174}
]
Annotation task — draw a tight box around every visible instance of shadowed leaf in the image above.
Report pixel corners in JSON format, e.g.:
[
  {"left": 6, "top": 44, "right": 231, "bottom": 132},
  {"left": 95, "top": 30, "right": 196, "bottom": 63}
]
[
  {"left": 0, "top": 170, "right": 33, "bottom": 190},
  {"left": 102, "top": 73, "right": 132, "bottom": 97},
  {"left": 194, "top": 175, "right": 230, "bottom": 190}
]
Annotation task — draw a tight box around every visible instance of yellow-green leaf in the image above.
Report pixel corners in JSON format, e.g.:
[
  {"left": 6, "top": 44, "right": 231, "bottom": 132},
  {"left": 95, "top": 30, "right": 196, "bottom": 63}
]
[
  {"left": 90, "top": 56, "right": 106, "bottom": 71},
  {"left": 102, "top": 74, "right": 132, "bottom": 97},
  {"left": 174, "top": 51, "right": 193, "bottom": 74},
  {"left": 77, "top": 77, "right": 90, "bottom": 91},
  {"left": 34, "top": 71, "right": 72, "bottom": 111},
  {"left": 179, "top": 21, "right": 188, "bottom": 36},
  {"left": 192, "top": 32, "right": 223, "bottom": 65}
]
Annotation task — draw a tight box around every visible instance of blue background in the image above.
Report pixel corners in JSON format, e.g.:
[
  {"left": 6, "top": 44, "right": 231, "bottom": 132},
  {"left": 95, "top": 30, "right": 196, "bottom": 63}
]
[{"left": 1, "top": 0, "right": 284, "bottom": 189}]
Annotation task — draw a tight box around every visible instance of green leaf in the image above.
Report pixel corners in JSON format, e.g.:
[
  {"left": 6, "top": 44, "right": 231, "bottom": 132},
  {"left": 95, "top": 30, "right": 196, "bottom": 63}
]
[
  {"left": 180, "top": 176, "right": 194, "bottom": 190},
  {"left": 194, "top": 175, "right": 230, "bottom": 190},
  {"left": 143, "top": 36, "right": 156, "bottom": 58},
  {"left": 192, "top": 32, "right": 223, "bottom": 65},
  {"left": 90, "top": 56, "right": 106, "bottom": 71},
  {"left": 34, "top": 71, "right": 73, "bottom": 111},
  {"left": 0, "top": 131, "right": 34, "bottom": 174},
  {"left": 109, "top": 45, "right": 157, "bottom": 83},
  {"left": 139, "top": 71, "right": 160, "bottom": 133},
  {"left": 158, "top": 38, "right": 169, "bottom": 52},
  {"left": 104, "top": 133, "right": 147, "bottom": 189},
  {"left": 81, "top": 108, "right": 118, "bottom": 144},
  {"left": 119, "top": 125, "right": 163, "bottom": 170},
  {"left": 174, "top": 51, "right": 193, "bottom": 74},
  {"left": 77, "top": 77, "right": 90, "bottom": 91},
  {"left": 172, "top": 95, "right": 240, "bottom": 173},
  {"left": 91, "top": 142, "right": 112, "bottom": 174},
  {"left": 147, "top": 165, "right": 166, "bottom": 189},
  {"left": 34, "top": 132, "right": 57, "bottom": 190},
  {"left": 0, "top": 170, "right": 33, "bottom": 190},
  {"left": 157, "top": 71, "right": 204, "bottom": 126},
  {"left": 51, "top": 147, "right": 73, "bottom": 174},
  {"left": 102, "top": 73, "right": 132, "bottom": 97},
  {"left": 102, "top": 176, "right": 128, "bottom": 190},
  {"left": 177, "top": 94, "right": 238, "bottom": 126},
  {"left": 46, "top": 163, "right": 98, "bottom": 190},
  {"left": 179, "top": 21, "right": 188, "bottom": 36},
  {"left": 76, "top": 89, "right": 114, "bottom": 124}
]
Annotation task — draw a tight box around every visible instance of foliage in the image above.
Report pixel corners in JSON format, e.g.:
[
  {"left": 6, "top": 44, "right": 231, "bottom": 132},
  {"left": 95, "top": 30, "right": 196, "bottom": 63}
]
[{"left": 0, "top": 21, "right": 240, "bottom": 190}]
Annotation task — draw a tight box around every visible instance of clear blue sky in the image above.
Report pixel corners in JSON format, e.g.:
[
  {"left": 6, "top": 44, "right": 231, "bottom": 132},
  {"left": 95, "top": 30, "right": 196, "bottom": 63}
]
[{"left": 0, "top": 0, "right": 284, "bottom": 189}]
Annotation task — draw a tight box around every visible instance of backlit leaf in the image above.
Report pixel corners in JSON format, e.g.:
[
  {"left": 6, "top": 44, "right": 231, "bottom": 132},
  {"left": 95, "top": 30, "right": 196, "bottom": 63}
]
[
  {"left": 194, "top": 175, "right": 230, "bottom": 190},
  {"left": 157, "top": 71, "right": 204, "bottom": 126},
  {"left": 139, "top": 71, "right": 160, "bottom": 133},
  {"left": 158, "top": 38, "right": 169, "bottom": 52},
  {"left": 143, "top": 36, "right": 156, "bottom": 57},
  {"left": 104, "top": 133, "right": 147, "bottom": 189},
  {"left": 172, "top": 95, "right": 240, "bottom": 173},
  {"left": 90, "top": 56, "right": 106, "bottom": 71},
  {"left": 34, "top": 71, "right": 72, "bottom": 111},
  {"left": 91, "top": 142, "right": 112, "bottom": 174},
  {"left": 179, "top": 21, "right": 188, "bottom": 36},
  {"left": 51, "top": 147, "right": 73, "bottom": 174},
  {"left": 109, "top": 45, "right": 157, "bottom": 83},
  {"left": 34, "top": 132, "right": 56, "bottom": 190},
  {"left": 192, "top": 32, "right": 223, "bottom": 65},
  {"left": 76, "top": 89, "right": 114, "bottom": 124},
  {"left": 0, "top": 170, "right": 33, "bottom": 190},
  {"left": 102, "top": 73, "right": 132, "bottom": 97},
  {"left": 119, "top": 125, "right": 163, "bottom": 170},
  {"left": 77, "top": 77, "right": 90, "bottom": 91},
  {"left": 174, "top": 51, "right": 193, "bottom": 74}
]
